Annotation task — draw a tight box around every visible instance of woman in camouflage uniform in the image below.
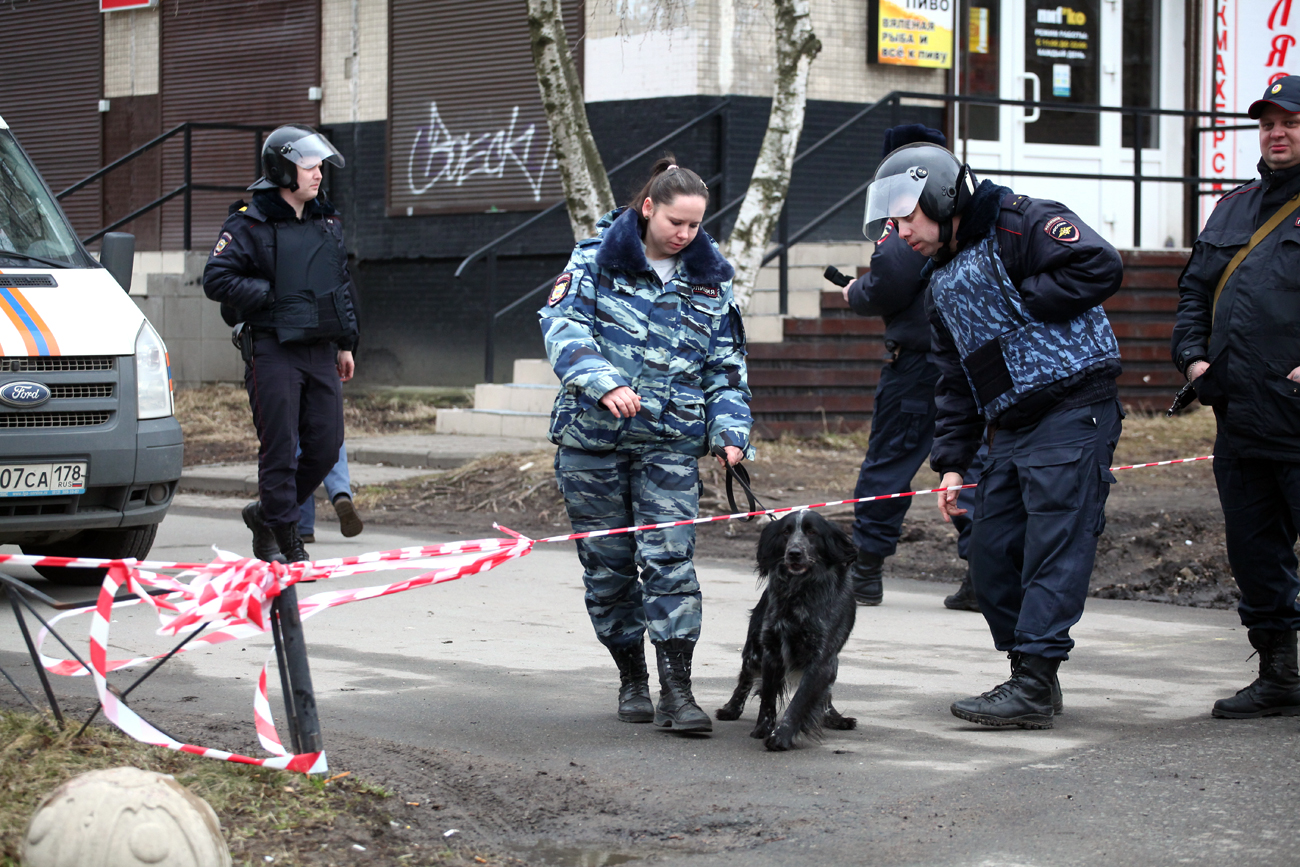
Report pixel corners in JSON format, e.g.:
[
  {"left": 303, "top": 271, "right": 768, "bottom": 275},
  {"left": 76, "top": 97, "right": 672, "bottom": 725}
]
[{"left": 539, "top": 158, "right": 754, "bottom": 733}]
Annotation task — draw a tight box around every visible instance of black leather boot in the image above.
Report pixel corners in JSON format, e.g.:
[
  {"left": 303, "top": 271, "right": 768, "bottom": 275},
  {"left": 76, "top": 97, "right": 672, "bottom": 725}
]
[
  {"left": 1212, "top": 629, "right": 1300, "bottom": 718},
  {"left": 1011, "top": 650, "right": 1063, "bottom": 714},
  {"left": 242, "top": 502, "right": 285, "bottom": 563},
  {"left": 951, "top": 654, "right": 1059, "bottom": 729},
  {"left": 851, "top": 550, "right": 884, "bottom": 606},
  {"left": 272, "top": 523, "right": 310, "bottom": 564},
  {"left": 653, "top": 638, "right": 712, "bottom": 732},
  {"left": 608, "top": 643, "right": 653, "bottom": 723},
  {"left": 943, "top": 566, "right": 980, "bottom": 612}
]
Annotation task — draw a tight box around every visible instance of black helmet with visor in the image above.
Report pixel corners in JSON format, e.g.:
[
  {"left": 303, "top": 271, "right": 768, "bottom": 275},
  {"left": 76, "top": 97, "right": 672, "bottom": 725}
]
[
  {"left": 248, "top": 125, "right": 345, "bottom": 191},
  {"left": 863, "top": 143, "right": 974, "bottom": 245}
]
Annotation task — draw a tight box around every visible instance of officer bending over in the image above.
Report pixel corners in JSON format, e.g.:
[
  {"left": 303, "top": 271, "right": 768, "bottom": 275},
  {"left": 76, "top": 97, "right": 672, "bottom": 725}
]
[
  {"left": 840, "top": 123, "right": 981, "bottom": 611},
  {"left": 203, "top": 125, "right": 359, "bottom": 563},
  {"left": 865, "top": 144, "right": 1124, "bottom": 729},
  {"left": 1172, "top": 75, "right": 1300, "bottom": 719}
]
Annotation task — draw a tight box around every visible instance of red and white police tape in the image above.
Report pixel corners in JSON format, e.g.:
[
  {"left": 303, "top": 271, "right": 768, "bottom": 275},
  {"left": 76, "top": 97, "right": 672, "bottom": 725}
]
[{"left": 0, "top": 454, "right": 1213, "bottom": 773}]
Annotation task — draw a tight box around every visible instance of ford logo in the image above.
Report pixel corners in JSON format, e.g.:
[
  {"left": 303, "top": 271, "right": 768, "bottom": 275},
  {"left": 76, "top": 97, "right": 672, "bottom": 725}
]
[{"left": 0, "top": 381, "right": 51, "bottom": 408}]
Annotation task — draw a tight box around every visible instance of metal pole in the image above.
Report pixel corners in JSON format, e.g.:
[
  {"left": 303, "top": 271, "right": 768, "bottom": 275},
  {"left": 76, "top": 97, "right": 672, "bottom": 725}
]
[
  {"left": 778, "top": 206, "right": 789, "bottom": 316},
  {"left": 183, "top": 125, "right": 193, "bottom": 250},
  {"left": 484, "top": 249, "right": 498, "bottom": 383},
  {"left": 271, "top": 585, "right": 322, "bottom": 755},
  {"left": 1134, "top": 108, "right": 1143, "bottom": 248},
  {"left": 6, "top": 585, "right": 64, "bottom": 728}
]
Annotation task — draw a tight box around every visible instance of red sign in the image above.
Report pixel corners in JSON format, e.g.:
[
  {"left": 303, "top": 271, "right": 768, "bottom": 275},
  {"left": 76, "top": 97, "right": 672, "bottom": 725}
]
[{"left": 100, "top": 0, "right": 156, "bottom": 11}]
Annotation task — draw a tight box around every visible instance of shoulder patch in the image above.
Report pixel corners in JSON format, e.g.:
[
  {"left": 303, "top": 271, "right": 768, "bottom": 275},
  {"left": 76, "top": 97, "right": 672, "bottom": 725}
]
[
  {"left": 692, "top": 285, "right": 720, "bottom": 299},
  {"left": 1044, "top": 215, "right": 1081, "bottom": 243},
  {"left": 212, "top": 231, "right": 232, "bottom": 256},
  {"left": 547, "top": 271, "right": 574, "bottom": 306},
  {"left": 880, "top": 219, "right": 893, "bottom": 240}
]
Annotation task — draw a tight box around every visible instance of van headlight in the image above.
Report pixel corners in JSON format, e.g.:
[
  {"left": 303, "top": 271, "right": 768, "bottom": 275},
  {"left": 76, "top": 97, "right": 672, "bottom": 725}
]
[{"left": 135, "top": 321, "right": 173, "bottom": 419}]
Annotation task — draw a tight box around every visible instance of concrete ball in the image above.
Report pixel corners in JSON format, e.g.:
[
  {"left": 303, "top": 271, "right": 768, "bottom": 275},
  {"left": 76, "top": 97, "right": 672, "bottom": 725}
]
[{"left": 23, "top": 766, "right": 231, "bottom": 867}]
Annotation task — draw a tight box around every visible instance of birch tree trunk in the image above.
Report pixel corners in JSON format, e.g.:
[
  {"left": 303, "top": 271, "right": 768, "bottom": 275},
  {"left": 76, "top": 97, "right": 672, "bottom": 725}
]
[
  {"left": 528, "top": 0, "right": 616, "bottom": 242},
  {"left": 721, "top": 0, "right": 821, "bottom": 312}
]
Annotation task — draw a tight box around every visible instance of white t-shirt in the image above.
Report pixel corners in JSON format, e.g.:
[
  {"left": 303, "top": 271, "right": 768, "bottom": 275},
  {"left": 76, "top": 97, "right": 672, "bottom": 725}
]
[{"left": 647, "top": 253, "right": 679, "bottom": 286}]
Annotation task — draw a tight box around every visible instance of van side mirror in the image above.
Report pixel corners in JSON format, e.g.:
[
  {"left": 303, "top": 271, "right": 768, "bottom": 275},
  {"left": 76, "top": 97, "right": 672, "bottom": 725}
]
[{"left": 100, "top": 232, "right": 136, "bottom": 293}]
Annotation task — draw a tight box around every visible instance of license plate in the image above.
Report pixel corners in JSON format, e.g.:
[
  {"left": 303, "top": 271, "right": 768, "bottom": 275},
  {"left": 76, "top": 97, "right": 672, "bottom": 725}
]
[{"left": 0, "top": 462, "right": 87, "bottom": 497}]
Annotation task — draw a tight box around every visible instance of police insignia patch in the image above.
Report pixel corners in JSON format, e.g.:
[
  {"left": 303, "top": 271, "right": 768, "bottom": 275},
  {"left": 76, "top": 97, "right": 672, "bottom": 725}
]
[
  {"left": 1044, "top": 216, "right": 1081, "bottom": 243},
  {"left": 693, "top": 285, "right": 720, "bottom": 299},
  {"left": 548, "top": 271, "right": 573, "bottom": 306},
  {"left": 213, "top": 232, "right": 232, "bottom": 256},
  {"left": 880, "top": 220, "right": 894, "bottom": 240}
]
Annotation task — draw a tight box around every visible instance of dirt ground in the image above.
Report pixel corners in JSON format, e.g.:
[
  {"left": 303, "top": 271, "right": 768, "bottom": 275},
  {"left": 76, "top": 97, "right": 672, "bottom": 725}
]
[{"left": 178, "top": 386, "right": 1236, "bottom": 609}]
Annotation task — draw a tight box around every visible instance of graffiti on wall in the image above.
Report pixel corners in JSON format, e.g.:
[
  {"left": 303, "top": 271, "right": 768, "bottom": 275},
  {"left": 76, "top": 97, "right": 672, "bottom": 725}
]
[{"left": 406, "top": 102, "right": 557, "bottom": 203}]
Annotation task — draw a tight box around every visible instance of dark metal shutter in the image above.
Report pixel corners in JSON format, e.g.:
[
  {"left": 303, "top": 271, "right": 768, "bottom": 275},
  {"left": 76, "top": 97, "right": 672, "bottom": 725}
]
[
  {"left": 0, "top": 0, "right": 103, "bottom": 242},
  {"left": 159, "top": 0, "right": 321, "bottom": 250},
  {"left": 390, "top": 0, "right": 583, "bottom": 216}
]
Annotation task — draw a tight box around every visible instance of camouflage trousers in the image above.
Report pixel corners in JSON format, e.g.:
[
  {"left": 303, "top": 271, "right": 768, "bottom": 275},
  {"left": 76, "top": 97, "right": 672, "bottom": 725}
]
[{"left": 554, "top": 446, "right": 702, "bottom": 648}]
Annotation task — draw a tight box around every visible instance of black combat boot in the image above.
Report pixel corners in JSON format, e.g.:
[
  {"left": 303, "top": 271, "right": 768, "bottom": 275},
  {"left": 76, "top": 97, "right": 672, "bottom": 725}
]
[
  {"left": 851, "top": 550, "right": 884, "bottom": 606},
  {"left": 271, "top": 523, "right": 310, "bottom": 564},
  {"left": 1011, "top": 650, "right": 1063, "bottom": 714},
  {"left": 653, "top": 638, "right": 712, "bottom": 732},
  {"left": 242, "top": 502, "right": 285, "bottom": 563},
  {"left": 943, "top": 566, "right": 981, "bottom": 612},
  {"left": 608, "top": 643, "right": 654, "bottom": 723},
  {"left": 951, "top": 654, "right": 1059, "bottom": 729},
  {"left": 1212, "top": 629, "right": 1300, "bottom": 718}
]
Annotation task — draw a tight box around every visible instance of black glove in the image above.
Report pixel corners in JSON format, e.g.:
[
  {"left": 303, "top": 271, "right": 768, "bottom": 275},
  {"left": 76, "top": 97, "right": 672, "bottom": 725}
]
[{"left": 823, "top": 266, "right": 853, "bottom": 288}]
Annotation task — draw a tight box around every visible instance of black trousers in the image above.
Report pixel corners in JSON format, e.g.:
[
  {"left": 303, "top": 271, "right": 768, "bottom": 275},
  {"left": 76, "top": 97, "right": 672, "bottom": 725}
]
[
  {"left": 970, "top": 399, "right": 1122, "bottom": 659},
  {"left": 245, "top": 337, "right": 343, "bottom": 528},
  {"left": 1213, "top": 453, "right": 1300, "bottom": 631},
  {"left": 852, "top": 350, "right": 980, "bottom": 559}
]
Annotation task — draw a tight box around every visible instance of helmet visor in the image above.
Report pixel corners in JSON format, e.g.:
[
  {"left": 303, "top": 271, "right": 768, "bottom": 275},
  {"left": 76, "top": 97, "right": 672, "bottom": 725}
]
[
  {"left": 280, "top": 132, "right": 345, "bottom": 170},
  {"left": 863, "top": 172, "right": 926, "bottom": 241}
]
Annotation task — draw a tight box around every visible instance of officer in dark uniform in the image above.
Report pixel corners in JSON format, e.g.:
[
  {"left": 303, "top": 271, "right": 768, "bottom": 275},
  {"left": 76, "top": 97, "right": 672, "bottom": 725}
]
[
  {"left": 864, "top": 143, "right": 1124, "bottom": 729},
  {"left": 841, "top": 124, "right": 981, "bottom": 611},
  {"left": 203, "top": 125, "right": 359, "bottom": 563},
  {"left": 1172, "top": 76, "right": 1300, "bottom": 719}
]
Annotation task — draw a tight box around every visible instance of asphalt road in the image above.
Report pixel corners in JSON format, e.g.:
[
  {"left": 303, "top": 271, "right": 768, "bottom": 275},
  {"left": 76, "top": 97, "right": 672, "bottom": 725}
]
[{"left": 3, "top": 497, "right": 1298, "bottom": 867}]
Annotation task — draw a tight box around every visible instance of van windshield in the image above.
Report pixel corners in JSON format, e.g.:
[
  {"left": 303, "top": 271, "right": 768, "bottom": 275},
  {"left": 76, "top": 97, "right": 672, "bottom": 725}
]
[{"left": 0, "top": 130, "right": 88, "bottom": 268}]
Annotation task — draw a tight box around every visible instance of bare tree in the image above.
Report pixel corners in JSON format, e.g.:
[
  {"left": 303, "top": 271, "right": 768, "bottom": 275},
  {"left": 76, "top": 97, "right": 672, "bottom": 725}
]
[
  {"left": 527, "top": 0, "right": 616, "bottom": 241},
  {"left": 720, "top": 0, "right": 820, "bottom": 311},
  {"left": 529, "top": 0, "right": 821, "bottom": 311}
]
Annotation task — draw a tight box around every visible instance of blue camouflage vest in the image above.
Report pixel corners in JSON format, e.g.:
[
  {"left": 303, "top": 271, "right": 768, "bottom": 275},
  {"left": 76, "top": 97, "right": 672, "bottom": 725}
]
[{"left": 930, "top": 230, "right": 1120, "bottom": 419}]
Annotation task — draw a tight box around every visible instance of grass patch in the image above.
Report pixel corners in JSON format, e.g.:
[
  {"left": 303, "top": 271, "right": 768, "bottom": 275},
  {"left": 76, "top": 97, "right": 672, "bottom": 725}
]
[{"left": 0, "top": 710, "right": 397, "bottom": 866}]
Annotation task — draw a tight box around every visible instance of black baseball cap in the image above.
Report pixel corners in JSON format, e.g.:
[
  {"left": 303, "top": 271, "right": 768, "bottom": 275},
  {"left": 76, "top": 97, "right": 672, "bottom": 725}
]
[{"left": 1249, "top": 76, "right": 1300, "bottom": 118}]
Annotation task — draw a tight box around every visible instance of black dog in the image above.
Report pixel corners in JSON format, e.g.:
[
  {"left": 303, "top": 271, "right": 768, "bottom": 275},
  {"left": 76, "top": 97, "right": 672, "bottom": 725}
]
[{"left": 716, "top": 509, "right": 859, "bottom": 751}]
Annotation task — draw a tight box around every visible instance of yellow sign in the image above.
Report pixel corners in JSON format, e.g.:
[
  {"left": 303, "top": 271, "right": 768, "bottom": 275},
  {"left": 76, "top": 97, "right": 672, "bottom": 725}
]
[{"left": 877, "top": 0, "right": 955, "bottom": 69}]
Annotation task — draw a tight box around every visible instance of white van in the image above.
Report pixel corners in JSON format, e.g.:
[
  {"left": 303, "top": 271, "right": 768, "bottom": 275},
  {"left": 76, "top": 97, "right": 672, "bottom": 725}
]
[{"left": 0, "top": 114, "right": 182, "bottom": 584}]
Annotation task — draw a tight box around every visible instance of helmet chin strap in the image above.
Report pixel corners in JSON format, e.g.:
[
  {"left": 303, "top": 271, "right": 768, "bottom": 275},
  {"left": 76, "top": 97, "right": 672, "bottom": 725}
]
[{"left": 938, "top": 218, "right": 953, "bottom": 246}]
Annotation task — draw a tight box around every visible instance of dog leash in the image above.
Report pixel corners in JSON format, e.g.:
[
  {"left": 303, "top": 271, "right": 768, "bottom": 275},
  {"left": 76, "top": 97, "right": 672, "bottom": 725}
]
[{"left": 712, "top": 448, "right": 765, "bottom": 520}]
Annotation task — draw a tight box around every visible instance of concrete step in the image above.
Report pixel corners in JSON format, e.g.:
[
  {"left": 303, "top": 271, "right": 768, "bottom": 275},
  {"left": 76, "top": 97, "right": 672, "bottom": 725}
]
[
  {"left": 435, "top": 407, "right": 551, "bottom": 439},
  {"left": 180, "top": 462, "right": 436, "bottom": 497},
  {"left": 346, "top": 433, "right": 551, "bottom": 469},
  {"left": 474, "top": 382, "right": 560, "bottom": 413},
  {"left": 513, "top": 358, "right": 559, "bottom": 385}
]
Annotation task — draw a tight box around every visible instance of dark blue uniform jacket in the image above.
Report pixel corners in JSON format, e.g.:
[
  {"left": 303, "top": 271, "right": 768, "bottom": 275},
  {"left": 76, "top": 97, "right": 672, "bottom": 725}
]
[
  {"left": 1172, "top": 160, "right": 1300, "bottom": 461},
  {"left": 846, "top": 220, "right": 931, "bottom": 353},
  {"left": 927, "top": 181, "right": 1124, "bottom": 475}
]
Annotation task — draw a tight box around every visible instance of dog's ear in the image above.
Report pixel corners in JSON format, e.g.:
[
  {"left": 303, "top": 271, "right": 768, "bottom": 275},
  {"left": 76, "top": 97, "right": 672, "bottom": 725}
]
[
  {"left": 756, "top": 517, "right": 784, "bottom": 577},
  {"left": 825, "top": 519, "right": 857, "bottom": 568}
]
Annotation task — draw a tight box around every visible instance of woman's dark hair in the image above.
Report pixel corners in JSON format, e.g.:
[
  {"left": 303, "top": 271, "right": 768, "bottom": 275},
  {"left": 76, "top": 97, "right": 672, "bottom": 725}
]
[{"left": 627, "top": 155, "right": 709, "bottom": 212}]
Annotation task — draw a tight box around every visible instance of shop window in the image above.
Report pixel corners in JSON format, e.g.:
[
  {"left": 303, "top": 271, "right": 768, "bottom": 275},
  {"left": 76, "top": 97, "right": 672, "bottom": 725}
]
[
  {"left": 960, "top": 1, "right": 1000, "bottom": 141},
  {"left": 1122, "top": 0, "right": 1161, "bottom": 149},
  {"left": 1024, "top": 0, "right": 1100, "bottom": 146}
]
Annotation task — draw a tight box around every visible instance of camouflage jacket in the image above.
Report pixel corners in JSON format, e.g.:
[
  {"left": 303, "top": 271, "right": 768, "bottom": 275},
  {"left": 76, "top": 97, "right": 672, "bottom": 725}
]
[{"left": 538, "top": 207, "right": 754, "bottom": 458}]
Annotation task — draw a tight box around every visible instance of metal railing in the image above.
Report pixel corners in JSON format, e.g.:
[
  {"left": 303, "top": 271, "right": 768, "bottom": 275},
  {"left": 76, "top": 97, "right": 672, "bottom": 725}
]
[
  {"left": 56, "top": 122, "right": 274, "bottom": 247},
  {"left": 462, "top": 100, "right": 731, "bottom": 382}
]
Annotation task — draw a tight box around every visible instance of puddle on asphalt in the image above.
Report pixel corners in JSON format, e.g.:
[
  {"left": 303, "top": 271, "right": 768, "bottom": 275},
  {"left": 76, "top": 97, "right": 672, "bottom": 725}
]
[{"left": 514, "top": 843, "right": 640, "bottom": 866}]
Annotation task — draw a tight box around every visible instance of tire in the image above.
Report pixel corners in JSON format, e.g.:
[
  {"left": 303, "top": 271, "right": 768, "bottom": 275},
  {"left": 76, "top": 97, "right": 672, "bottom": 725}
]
[{"left": 22, "top": 523, "right": 159, "bottom": 586}]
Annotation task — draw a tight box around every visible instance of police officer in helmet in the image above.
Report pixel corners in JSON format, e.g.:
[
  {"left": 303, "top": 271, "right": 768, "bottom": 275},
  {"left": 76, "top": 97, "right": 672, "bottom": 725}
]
[
  {"left": 203, "top": 124, "right": 360, "bottom": 563},
  {"left": 865, "top": 142, "right": 1124, "bottom": 729}
]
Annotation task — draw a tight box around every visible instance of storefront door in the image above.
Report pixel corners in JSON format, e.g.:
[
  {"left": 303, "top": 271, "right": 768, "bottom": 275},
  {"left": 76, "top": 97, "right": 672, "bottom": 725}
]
[{"left": 956, "top": 1, "right": 1180, "bottom": 248}]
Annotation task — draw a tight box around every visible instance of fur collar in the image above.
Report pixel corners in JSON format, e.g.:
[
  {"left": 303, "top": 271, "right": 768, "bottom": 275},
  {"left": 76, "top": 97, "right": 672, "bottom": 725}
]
[
  {"left": 593, "top": 207, "right": 735, "bottom": 284},
  {"left": 954, "top": 179, "right": 1013, "bottom": 246},
  {"left": 233, "top": 190, "right": 338, "bottom": 222}
]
